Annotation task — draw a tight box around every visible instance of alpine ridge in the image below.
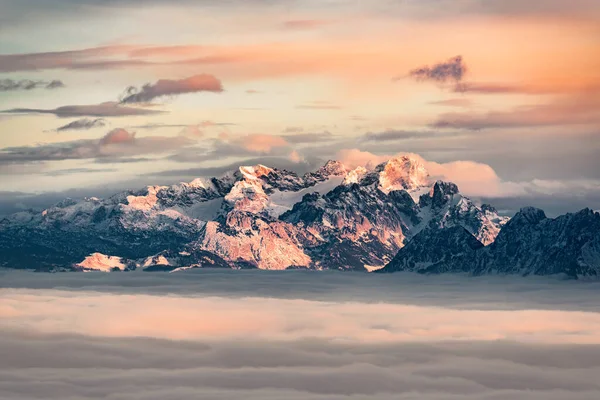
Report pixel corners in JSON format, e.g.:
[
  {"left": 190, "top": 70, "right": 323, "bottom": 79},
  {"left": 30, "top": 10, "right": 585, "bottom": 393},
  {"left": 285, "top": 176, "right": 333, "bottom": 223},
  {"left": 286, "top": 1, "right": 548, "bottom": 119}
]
[{"left": 1, "top": 156, "right": 596, "bottom": 277}]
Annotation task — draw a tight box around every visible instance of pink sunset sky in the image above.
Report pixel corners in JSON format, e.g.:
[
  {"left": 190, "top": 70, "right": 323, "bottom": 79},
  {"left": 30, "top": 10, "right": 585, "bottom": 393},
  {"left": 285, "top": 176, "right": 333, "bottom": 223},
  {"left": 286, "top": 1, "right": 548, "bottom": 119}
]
[{"left": 0, "top": 0, "right": 599, "bottom": 214}]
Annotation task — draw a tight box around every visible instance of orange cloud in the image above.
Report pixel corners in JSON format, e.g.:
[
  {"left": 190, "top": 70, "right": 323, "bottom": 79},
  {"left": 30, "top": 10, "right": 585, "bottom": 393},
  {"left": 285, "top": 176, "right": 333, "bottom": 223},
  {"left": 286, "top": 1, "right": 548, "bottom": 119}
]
[
  {"left": 241, "top": 134, "right": 289, "bottom": 153},
  {"left": 335, "top": 149, "right": 519, "bottom": 197},
  {"left": 99, "top": 128, "right": 136, "bottom": 145}
]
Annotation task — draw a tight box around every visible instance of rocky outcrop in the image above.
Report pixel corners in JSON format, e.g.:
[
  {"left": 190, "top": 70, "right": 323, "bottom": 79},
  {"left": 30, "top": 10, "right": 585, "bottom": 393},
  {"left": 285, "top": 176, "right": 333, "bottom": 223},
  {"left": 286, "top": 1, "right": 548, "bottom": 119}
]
[{"left": 0, "top": 157, "right": 509, "bottom": 272}]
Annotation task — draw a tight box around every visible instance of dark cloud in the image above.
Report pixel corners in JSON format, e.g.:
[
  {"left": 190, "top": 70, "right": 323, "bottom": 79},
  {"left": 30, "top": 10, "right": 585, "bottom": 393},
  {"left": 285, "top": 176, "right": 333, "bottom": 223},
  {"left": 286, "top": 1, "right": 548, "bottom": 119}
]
[
  {"left": 401, "top": 55, "right": 467, "bottom": 85},
  {"left": 1, "top": 101, "right": 164, "bottom": 118},
  {"left": 45, "top": 79, "right": 65, "bottom": 89},
  {"left": 55, "top": 118, "right": 107, "bottom": 132},
  {"left": 0, "top": 78, "right": 65, "bottom": 91},
  {"left": 0, "top": 128, "right": 193, "bottom": 164},
  {"left": 120, "top": 74, "right": 223, "bottom": 104}
]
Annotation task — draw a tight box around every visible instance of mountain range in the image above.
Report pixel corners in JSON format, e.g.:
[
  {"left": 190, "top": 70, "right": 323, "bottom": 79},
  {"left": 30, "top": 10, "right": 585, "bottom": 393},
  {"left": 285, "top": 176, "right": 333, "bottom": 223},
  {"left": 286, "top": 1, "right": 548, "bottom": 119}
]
[{"left": 1, "top": 156, "right": 598, "bottom": 277}]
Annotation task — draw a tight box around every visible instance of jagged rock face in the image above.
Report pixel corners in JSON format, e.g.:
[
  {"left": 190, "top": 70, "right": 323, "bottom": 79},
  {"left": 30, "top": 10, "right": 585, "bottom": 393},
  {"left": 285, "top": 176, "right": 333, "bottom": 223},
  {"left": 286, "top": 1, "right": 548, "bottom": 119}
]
[
  {"left": 280, "top": 183, "right": 420, "bottom": 269},
  {"left": 198, "top": 215, "right": 317, "bottom": 270},
  {"left": 304, "top": 160, "right": 348, "bottom": 186},
  {"left": 381, "top": 207, "right": 600, "bottom": 278},
  {"left": 379, "top": 226, "right": 484, "bottom": 274},
  {"left": 0, "top": 157, "right": 509, "bottom": 272},
  {"left": 141, "top": 249, "right": 238, "bottom": 271},
  {"left": 474, "top": 207, "right": 600, "bottom": 277},
  {"left": 418, "top": 181, "right": 508, "bottom": 246}
]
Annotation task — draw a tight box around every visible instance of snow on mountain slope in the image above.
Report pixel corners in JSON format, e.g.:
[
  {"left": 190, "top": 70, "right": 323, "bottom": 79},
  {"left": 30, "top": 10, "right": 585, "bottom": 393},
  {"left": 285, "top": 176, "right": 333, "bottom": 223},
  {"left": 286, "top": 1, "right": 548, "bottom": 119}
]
[
  {"left": 76, "top": 253, "right": 128, "bottom": 272},
  {"left": 266, "top": 177, "right": 345, "bottom": 217},
  {"left": 0, "top": 157, "right": 512, "bottom": 272},
  {"left": 342, "top": 166, "right": 368, "bottom": 185},
  {"left": 417, "top": 181, "right": 508, "bottom": 246}
]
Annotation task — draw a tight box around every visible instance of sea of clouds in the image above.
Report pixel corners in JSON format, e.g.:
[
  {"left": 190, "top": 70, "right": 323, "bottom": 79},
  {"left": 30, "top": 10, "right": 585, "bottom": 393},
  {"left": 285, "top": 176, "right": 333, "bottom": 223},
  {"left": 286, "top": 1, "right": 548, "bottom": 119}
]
[{"left": 1, "top": 269, "right": 600, "bottom": 400}]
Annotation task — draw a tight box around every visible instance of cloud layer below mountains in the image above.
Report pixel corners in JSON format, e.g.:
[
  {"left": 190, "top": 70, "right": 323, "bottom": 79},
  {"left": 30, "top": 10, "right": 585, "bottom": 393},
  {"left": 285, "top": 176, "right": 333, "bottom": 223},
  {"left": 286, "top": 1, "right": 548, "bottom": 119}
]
[{"left": 1, "top": 271, "right": 600, "bottom": 400}]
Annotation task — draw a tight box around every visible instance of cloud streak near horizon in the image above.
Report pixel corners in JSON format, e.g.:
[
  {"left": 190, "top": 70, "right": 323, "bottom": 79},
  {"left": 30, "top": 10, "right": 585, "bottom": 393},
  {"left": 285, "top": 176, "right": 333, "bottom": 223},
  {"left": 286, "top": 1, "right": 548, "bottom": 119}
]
[
  {"left": 1, "top": 102, "right": 164, "bottom": 118},
  {"left": 0, "top": 128, "right": 193, "bottom": 164}
]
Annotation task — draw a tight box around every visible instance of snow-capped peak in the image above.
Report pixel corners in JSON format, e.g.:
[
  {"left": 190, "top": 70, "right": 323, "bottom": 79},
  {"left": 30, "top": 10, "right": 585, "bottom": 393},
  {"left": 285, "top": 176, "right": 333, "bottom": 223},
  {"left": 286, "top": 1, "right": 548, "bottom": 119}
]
[
  {"left": 342, "top": 166, "right": 368, "bottom": 185},
  {"left": 76, "top": 253, "right": 127, "bottom": 272},
  {"left": 317, "top": 160, "right": 348, "bottom": 176},
  {"left": 304, "top": 160, "right": 349, "bottom": 186},
  {"left": 125, "top": 185, "right": 166, "bottom": 211},
  {"left": 238, "top": 164, "right": 274, "bottom": 181},
  {"left": 188, "top": 177, "right": 214, "bottom": 189},
  {"left": 375, "top": 155, "right": 430, "bottom": 193}
]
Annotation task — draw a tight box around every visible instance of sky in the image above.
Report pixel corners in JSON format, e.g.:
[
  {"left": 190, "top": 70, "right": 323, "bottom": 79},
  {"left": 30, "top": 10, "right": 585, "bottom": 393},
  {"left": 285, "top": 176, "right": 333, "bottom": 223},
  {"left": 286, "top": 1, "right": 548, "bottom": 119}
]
[
  {"left": 1, "top": 0, "right": 599, "bottom": 215},
  {"left": 2, "top": 270, "right": 600, "bottom": 399}
]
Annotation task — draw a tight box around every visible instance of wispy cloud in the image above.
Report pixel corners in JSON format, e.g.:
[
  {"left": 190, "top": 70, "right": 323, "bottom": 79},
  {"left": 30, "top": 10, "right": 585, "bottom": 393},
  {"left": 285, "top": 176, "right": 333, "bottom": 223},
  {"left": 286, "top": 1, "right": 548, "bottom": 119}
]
[
  {"left": 120, "top": 74, "right": 223, "bottom": 104},
  {"left": 282, "top": 131, "right": 336, "bottom": 144},
  {"left": 55, "top": 118, "right": 107, "bottom": 132},
  {"left": 429, "top": 98, "right": 473, "bottom": 107},
  {"left": 0, "top": 78, "right": 65, "bottom": 91},
  {"left": 454, "top": 82, "right": 577, "bottom": 95},
  {"left": 362, "top": 129, "right": 449, "bottom": 142},
  {"left": 2, "top": 102, "right": 164, "bottom": 118},
  {"left": 0, "top": 128, "right": 193, "bottom": 164}
]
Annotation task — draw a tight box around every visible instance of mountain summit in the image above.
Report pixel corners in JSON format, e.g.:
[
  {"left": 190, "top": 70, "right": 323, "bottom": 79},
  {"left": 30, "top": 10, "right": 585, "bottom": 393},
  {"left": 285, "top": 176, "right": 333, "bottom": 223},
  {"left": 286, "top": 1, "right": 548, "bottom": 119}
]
[{"left": 1, "top": 157, "right": 596, "bottom": 276}]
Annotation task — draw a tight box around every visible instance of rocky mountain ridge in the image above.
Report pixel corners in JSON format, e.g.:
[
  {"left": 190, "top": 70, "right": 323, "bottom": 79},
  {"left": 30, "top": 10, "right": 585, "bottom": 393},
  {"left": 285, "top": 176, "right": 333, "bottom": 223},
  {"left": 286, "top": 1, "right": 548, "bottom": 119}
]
[
  {"left": 380, "top": 207, "right": 600, "bottom": 278},
  {"left": 3, "top": 155, "right": 595, "bottom": 277}
]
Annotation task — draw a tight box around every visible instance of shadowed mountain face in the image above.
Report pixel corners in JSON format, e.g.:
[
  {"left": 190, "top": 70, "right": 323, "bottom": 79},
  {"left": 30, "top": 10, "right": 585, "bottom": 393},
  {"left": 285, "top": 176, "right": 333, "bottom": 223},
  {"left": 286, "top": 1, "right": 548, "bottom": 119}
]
[
  {"left": 380, "top": 207, "right": 600, "bottom": 278},
  {"left": 2, "top": 156, "right": 597, "bottom": 277}
]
